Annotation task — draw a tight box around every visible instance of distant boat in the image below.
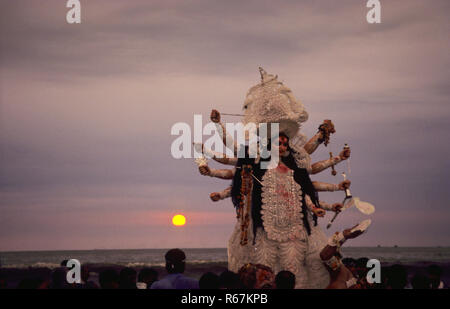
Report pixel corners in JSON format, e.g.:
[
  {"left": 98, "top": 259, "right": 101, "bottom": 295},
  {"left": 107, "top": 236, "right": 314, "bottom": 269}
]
[{"left": 394, "top": 245, "right": 398, "bottom": 248}]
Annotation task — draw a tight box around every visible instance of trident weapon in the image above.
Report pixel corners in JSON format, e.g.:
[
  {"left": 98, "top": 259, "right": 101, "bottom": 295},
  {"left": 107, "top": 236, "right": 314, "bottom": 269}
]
[
  {"left": 327, "top": 172, "right": 352, "bottom": 229},
  {"left": 326, "top": 165, "right": 376, "bottom": 229}
]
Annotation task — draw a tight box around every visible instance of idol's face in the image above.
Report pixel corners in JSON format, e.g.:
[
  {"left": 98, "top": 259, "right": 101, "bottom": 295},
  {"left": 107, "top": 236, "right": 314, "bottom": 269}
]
[{"left": 279, "top": 135, "right": 288, "bottom": 156}]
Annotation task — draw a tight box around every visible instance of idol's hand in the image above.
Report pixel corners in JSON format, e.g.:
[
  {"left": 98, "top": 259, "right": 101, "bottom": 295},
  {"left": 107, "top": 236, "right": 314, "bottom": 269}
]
[
  {"left": 210, "top": 192, "right": 221, "bottom": 202},
  {"left": 199, "top": 165, "right": 211, "bottom": 176},
  {"left": 210, "top": 109, "right": 221, "bottom": 123},
  {"left": 338, "top": 180, "right": 351, "bottom": 190},
  {"left": 343, "top": 224, "right": 364, "bottom": 239},
  {"left": 331, "top": 203, "right": 343, "bottom": 213},
  {"left": 312, "top": 207, "right": 326, "bottom": 217},
  {"left": 339, "top": 147, "right": 351, "bottom": 160}
]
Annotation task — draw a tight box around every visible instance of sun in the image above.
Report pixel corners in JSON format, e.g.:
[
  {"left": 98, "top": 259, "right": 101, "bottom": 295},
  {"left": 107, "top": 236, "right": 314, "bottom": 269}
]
[{"left": 172, "top": 214, "right": 186, "bottom": 226}]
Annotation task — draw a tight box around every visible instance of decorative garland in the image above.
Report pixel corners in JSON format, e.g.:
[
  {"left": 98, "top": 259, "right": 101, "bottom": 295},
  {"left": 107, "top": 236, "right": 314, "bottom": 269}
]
[{"left": 239, "top": 164, "right": 253, "bottom": 246}]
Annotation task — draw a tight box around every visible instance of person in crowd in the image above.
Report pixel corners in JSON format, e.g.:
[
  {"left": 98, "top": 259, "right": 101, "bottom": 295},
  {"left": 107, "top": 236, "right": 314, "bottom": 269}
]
[
  {"left": 427, "top": 264, "right": 445, "bottom": 289},
  {"left": 137, "top": 267, "right": 159, "bottom": 289},
  {"left": 49, "top": 267, "right": 71, "bottom": 289},
  {"left": 218, "top": 270, "right": 241, "bottom": 289},
  {"left": 342, "top": 258, "right": 357, "bottom": 276},
  {"left": 119, "top": 267, "right": 137, "bottom": 289},
  {"left": 199, "top": 272, "right": 220, "bottom": 289},
  {"left": 99, "top": 268, "right": 120, "bottom": 289},
  {"left": 411, "top": 272, "right": 430, "bottom": 289},
  {"left": 275, "top": 271, "right": 296, "bottom": 289},
  {"left": 17, "top": 278, "right": 46, "bottom": 289},
  {"left": 60, "top": 260, "right": 69, "bottom": 267},
  {"left": 385, "top": 264, "right": 408, "bottom": 289},
  {"left": 0, "top": 270, "right": 7, "bottom": 289},
  {"left": 150, "top": 249, "right": 199, "bottom": 289},
  {"left": 238, "top": 263, "right": 275, "bottom": 289},
  {"left": 79, "top": 264, "right": 98, "bottom": 289}
]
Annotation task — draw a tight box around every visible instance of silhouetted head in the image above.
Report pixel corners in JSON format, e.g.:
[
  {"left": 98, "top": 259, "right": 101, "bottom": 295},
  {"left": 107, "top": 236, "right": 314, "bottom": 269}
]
[
  {"left": 50, "top": 267, "right": 69, "bottom": 289},
  {"left": 199, "top": 272, "right": 220, "bottom": 289},
  {"left": 275, "top": 270, "right": 296, "bottom": 289},
  {"left": 356, "top": 257, "right": 370, "bottom": 278},
  {"left": 99, "top": 268, "right": 119, "bottom": 289},
  {"left": 60, "top": 260, "right": 69, "bottom": 267},
  {"left": 218, "top": 270, "right": 241, "bottom": 289},
  {"left": 138, "top": 267, "right": 158, "bottom": 286},
  {"left": 386, "top": 264, "right": 407, "bottom": 289},
  {"left": 411, "top": 272, "right": 430, "bottom": 289},
  {"left": 119, "top": 267, "right": 137, "bottom": 289},
  {"left": 81, "top": 265, "right": 90, "bottom": 282},
  {"left": 427, "top": 264, "right": 442, "bottom": 289},
  {"left": 165, "top": 248, "right": 186, "bottom": 274}
]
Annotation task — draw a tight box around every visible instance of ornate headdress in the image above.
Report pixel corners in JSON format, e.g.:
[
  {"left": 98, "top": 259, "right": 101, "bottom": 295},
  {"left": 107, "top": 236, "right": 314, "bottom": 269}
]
[{"left": 242, "top": 67, "right": 309, "bottom": 140}]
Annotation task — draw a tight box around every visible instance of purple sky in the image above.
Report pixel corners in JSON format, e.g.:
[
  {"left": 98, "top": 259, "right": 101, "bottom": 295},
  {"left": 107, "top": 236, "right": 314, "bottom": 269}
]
[{"left": 0, "top": 0, "right": 449, "bottom": 251}]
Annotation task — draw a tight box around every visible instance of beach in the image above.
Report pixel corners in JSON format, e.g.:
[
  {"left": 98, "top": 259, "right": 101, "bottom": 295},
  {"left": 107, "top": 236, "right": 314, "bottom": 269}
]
[{"left": 1, "top": 247, "right": 449, "bottom": 288}]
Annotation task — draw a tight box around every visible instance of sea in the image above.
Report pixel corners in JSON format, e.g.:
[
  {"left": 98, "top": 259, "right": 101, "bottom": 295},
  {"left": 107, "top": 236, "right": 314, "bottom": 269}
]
[{"left": 1, "top": 247, "right": 449, "bottom": 269}]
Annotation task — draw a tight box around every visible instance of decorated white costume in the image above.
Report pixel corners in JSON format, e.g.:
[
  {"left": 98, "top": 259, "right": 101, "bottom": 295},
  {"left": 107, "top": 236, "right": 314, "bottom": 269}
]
[{"left": 197, "top": 68, "right": 349, "bottom": 289}]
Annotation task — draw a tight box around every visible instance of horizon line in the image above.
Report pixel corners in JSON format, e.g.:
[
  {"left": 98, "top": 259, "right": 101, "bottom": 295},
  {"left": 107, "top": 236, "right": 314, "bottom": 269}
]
[{"left": 2, "top": 245, "right": 450, "bottom": 254}]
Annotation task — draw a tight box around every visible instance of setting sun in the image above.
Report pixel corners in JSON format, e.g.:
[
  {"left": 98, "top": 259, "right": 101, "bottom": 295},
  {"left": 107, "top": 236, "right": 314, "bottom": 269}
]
[{"left": 172, "top": 214, "right": 186, "bottom": 226}]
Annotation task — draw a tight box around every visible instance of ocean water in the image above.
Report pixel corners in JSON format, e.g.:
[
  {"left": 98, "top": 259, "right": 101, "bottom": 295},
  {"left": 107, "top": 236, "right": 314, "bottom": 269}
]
[{"left": 1, "top": 247, "right": 449, "bottom": 269}]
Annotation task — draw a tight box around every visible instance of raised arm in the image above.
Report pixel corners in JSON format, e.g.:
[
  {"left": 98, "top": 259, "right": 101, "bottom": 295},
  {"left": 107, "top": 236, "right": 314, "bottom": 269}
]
[
  {"left": 311, "top": 147, "right": 351, "bottom": 175},
  {"left": 211, "top": 109, "right": 238, "bottom": 156},
  {"left": 303, "top": 120, "right": 335, "bottom": 155},
  {"left": 320, "top": 221, "right": 370, "bottom": 287}
]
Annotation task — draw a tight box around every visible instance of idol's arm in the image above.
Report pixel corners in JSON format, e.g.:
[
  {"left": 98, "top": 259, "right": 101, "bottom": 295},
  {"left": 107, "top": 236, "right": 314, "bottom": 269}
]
[
  {"left": 211, "top": 109, "right": 238, "bottom": 156},
  {"left": 210, "top": 186, "right": 232, "bottom": 202},
  {"left": 202, "top": 145, "right": 238, "bottom": 166},
  {"left": 313, "top": 181, "right": 339, "bottom": 192},
  {"left": 305, "top": 194, "right": 343, "bottom": 213},
  {"left": 320, "top": 233, "right": 347, "bottom": 276},
  {"left": 313, "top": 180, "right": 351, "bottom": 192},
  {"left": 304, "top": 195, "right": 326, "bottom": 217},
  {"left": 311, "top": 147, "right": 351, "bottom": 174},
  {"left": 317, "top": 200, "right": 343, "bottom": 212},
  {"left": 311, "top": 156, "right": 341, "bottom": 175},
  {"left": 320, "top": 224, "right": 367, "bottom": 278},
  {"left": 199, "top": 165, "right": 235, "bottom": 179},
  {"left": 303, "top": 131, "right": 324, "bottom": 155}
]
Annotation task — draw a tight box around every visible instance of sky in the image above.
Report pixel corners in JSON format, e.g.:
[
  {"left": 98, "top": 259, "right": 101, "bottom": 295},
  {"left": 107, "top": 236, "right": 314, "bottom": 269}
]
[{"left": 0, "top": 0, "right": 449, "bottom": 251}]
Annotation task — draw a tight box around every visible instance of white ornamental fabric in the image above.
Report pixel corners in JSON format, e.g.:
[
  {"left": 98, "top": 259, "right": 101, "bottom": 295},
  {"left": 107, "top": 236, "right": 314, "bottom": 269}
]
[
  {"left": 260, "top": 168, "right": 305, "bottom": 242},
  {"left": 242, "top": 67, "right": 308, "bottom": 139}
]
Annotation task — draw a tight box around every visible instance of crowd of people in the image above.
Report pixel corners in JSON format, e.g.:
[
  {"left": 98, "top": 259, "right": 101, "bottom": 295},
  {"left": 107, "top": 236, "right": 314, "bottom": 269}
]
[{"left": 0, "top": 248, "right": 445, "bottom": 289}]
